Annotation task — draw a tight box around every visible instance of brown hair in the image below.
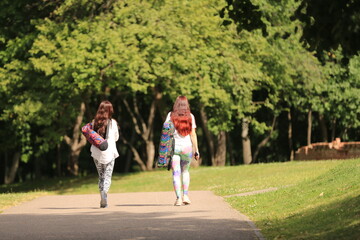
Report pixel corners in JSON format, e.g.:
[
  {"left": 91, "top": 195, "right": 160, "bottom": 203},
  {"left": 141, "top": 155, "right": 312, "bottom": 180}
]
[
  {"left": 94, "top": 100, "right": 114, "bottom": 137},
  {"left": 170, "top": 96, "right": 192, "bottom": 136}
]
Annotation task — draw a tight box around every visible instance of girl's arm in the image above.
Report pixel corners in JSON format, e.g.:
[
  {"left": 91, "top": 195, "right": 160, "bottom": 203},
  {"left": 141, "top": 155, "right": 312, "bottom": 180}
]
[
  {"left": 113, "top": 119, "right": 119, "bottom": 142},
  {"left": 190, "top": 128, "right": 199, "bottom": 160}
]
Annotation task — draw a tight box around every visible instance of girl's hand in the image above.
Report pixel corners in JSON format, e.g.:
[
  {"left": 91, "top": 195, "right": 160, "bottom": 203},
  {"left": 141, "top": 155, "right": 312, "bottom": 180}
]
[{"left": 194, "top": 151, "right": 200, "bottom": 160}]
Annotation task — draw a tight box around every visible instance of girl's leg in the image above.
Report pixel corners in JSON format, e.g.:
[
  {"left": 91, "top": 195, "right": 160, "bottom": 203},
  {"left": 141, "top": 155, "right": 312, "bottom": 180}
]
[
  {"left": 93, "top": 158, "right": 105, "bottom": 192},
  {"left": 93, "top": 158, "right": 115, "bottom": 208},
  {"left": 181, "top": 160, "right": 191, "bottom": 196},
  {"left": 179, "top": 146, "right": 193, "bottom": 197},
  {"left": 171, "top": 155, "right": 182, "bottom": 199},
  {"left": 94, "top": 158, "right": 107, "bottom": 207},
  {"left": 102, "top": 159, "right": 115, "bottom": 193}
]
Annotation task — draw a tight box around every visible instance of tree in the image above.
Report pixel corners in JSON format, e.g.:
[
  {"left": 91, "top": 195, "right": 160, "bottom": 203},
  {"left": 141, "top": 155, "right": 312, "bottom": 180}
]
[
  {"left": 29, "top": 1, "right": 125, "bottom": 175},
  {"left": 0, "top": 0, "right": 61, "bottom": 182},
  {"left": 295, "top": 0, "right": 360, "bottom": 57},
  {"left": 320, "top": 52, "right": 360, "bottom": 141},
  {"left": 224, "top": 0, "right": 326, "bottom": 162},
  {"left": 29, "top": 0, "right": 261, "bottom": 170}
]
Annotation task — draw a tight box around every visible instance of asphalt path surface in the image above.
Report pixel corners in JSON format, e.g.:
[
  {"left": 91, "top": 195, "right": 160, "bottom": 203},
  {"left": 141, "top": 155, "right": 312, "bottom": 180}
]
[{"left": 0, "top": 191, "right": 264, "bottom": 240}]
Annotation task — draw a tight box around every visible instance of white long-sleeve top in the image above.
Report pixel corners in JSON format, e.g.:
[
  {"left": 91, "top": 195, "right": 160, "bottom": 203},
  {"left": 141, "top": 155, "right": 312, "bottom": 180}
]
[{"left": 90, "top": 119, "right": 119, "bottom": 164}]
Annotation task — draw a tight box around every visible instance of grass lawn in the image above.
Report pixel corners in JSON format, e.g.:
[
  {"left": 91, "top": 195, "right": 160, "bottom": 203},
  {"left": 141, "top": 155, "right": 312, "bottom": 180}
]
[
  {"left": 226, "top": 159, "right": 360, "bottom": 240},
  {"left": 1, "top": 159, "right": 359, "bottom": 239}
]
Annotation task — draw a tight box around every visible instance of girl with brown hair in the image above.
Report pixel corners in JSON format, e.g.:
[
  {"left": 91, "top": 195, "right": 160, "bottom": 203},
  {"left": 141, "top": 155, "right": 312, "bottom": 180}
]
[{"left": 91, "top": 100, "right": 119, "bottom": 208}]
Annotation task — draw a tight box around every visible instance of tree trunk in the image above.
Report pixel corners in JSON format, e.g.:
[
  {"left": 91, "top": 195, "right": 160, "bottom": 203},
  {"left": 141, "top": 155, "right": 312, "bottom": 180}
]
[
  {"left": 34, "top": 156, "right": 41, "bottom": 180},
  {"left": 199, "top": 106, "right": 215, "bottom": 165},
  {"left": 120, "top": 135, "right": 147, "bottom": 171},
  {"left": 242, "top": 118, "right": 252, "bottom": 165},
  {"left": 120, "top": 89, "right": 160, "bottom": 171},
  {"left": 123, "top": 128, "right": 136, "bottom": 173},
  {"left": 56, "top": 144, "right": 61, "bottom": 177},
  {"left": 253, "top": 116, "right": 277, "bottom": 163},
  {"left": 155, "top": 93, "right": 169, "bottom": 122},
  {"left": 4, "top": 151, "right": 20, "bottom": 184},
  {"left": 146, "top": 139, "right": 155, "bottom": 170},
  {"left": 331, "top": 119, "right": 336, "bottom": 141},
  {"left": 64, "top": 102, "right": 87, "bottom": 176},
  {"left": 307, "top": 109, "right": 312, "bottom": 146},
  {"left": 213, "top": 131, "right": 226, "bottom": 166},
  {"left": 0, "top": 152, "right": 6, "bottom": 184},
  {"left": 288, "top": 111, "right": 294, "bottom": 161},
  {"left": 226, "top": 132, "right": 235, "bottom": 165},
  {"left": 318, "top": 114, "right": 328, "bottom": 142}
]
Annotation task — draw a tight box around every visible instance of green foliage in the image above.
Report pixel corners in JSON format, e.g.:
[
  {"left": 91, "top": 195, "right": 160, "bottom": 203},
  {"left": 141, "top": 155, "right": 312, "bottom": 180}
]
[
  {"left": 0, "top": 0, "right": 64, "bottom": 161},
  {"left": 255, "top": 0, "right": 324, "bottom": 111},
  {"left": 220, "top": 0, "right": 266, "bottom": 34},
  {"left": 29, "top": 0, "right": 262, "bottom": 135},
  {"left": 321, "top": 53, "right": 360, "bottom": 138},
  {"left": 295, "top": 0, "right": 360, "bottom": 56}
]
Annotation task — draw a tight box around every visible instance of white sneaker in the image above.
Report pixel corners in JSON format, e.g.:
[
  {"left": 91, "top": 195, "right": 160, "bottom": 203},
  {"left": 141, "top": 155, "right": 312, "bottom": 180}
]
[
  {"left": 183, "top": 195, "right": 191, "bottom": 205},
  {"left": 174, "top": 198, "right": 182, "bottom": 206}
]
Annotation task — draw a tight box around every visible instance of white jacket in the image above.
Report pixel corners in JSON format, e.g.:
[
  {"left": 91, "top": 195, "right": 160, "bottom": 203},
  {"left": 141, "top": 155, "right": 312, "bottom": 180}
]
[{"left": 91, "top": 119, "right": 119, "bottom": 164}]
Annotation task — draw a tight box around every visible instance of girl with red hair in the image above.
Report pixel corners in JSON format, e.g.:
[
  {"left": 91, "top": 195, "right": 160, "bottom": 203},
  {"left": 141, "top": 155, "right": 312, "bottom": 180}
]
[
  {"left": 91, "top": 100, "right": 119, "bottom": 208},
  {"left": 165, "top": 96, "right": 200, "bottom": 206}
]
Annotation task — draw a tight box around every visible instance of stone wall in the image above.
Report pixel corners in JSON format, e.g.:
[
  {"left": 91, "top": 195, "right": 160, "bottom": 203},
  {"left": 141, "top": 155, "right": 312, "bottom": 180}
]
[{"left": 295, "top": 138, "right": 360, "bottom": 160}]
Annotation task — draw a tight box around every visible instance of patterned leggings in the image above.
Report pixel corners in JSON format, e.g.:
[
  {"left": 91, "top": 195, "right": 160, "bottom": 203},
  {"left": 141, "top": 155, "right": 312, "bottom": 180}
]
[
  {"left": 172, "top": 145, "right": 193, "bottom": 199},
  {"left": 93, "top": 158, "right": 115, "bottom": 193}
]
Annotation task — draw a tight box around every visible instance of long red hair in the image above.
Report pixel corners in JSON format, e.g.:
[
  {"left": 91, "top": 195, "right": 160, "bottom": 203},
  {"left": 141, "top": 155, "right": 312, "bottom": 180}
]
[
  {"left": 94, "top": 100, "right": 114, "bottom": 137},
  {"left": 170, "top": 96, "right": 192, "bottom": 136}
]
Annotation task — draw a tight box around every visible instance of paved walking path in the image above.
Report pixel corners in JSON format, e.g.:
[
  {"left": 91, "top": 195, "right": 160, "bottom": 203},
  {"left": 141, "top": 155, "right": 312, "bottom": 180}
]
[{"left": 0, "top": 191, "right": 264, "bottom": 240}]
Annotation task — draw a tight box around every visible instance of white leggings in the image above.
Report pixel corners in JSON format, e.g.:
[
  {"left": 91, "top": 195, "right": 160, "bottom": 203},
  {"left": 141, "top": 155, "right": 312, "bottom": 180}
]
[{"left": 171, "top": 145, "right": 193, "bottom": 198}]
